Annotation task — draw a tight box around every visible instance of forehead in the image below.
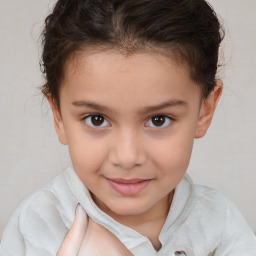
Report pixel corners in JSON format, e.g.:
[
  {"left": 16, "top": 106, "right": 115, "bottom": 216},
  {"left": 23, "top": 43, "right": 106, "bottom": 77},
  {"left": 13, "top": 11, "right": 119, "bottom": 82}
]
[
  {"left": 68, "top": 48, "right": 181, "bottom": 76},
  {"left": 60, "top": 49, "right": 201, "bottom": 109}
]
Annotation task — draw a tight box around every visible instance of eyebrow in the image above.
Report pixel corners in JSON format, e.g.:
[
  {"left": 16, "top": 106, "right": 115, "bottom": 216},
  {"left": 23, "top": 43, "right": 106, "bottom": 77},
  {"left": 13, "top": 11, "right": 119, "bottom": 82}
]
[{"left": 71, "top": 99, "right": 187, "bottom": 114}]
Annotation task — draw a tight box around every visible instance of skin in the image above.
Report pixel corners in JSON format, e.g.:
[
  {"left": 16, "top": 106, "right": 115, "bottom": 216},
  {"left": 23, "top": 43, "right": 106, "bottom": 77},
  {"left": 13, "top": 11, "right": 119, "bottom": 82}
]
[
  {"left": 50, "top": 49, "right": 222, "bottom": 253},
  {"left": 57, "top": 204, "right": 133, "bottom": 256}
]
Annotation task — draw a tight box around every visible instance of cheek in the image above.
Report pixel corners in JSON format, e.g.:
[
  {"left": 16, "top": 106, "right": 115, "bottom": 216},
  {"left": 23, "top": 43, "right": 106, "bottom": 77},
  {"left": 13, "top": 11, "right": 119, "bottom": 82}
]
[
  {"left": 150, "top": 131, "right": 195, "bottom": 177},
  {"left": 67, "top": 134, "right": 109, "bottom": 179}
]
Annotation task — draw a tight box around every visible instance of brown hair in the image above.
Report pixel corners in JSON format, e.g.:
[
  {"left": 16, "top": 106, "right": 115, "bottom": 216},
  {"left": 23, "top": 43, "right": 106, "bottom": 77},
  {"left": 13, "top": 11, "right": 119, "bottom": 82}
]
[{"left": 41, "top": 0, "right": 224, "bottom": 110}]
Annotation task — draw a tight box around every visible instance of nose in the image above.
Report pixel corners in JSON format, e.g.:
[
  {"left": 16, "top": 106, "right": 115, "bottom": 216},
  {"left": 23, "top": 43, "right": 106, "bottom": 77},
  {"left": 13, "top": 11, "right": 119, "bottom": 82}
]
[{"left": 108, "top": 129, "right": 147, "bottom": 169}]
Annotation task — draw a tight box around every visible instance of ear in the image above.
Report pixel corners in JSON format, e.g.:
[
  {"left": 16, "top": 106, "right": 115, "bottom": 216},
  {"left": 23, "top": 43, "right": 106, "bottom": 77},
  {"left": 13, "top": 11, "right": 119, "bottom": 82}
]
[
  {"left": 195, "top": 80, "right": 223, "bottom": 138},
  {"left": 47, "top": 97, "right": 68, "bottom": 145}
]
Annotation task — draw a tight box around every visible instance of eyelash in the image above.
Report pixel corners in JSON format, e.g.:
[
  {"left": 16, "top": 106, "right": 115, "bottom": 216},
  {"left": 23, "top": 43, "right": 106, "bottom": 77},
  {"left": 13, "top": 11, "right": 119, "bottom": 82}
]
[{"left": 82, "top": 114, "right": 174, "bottom": 129}]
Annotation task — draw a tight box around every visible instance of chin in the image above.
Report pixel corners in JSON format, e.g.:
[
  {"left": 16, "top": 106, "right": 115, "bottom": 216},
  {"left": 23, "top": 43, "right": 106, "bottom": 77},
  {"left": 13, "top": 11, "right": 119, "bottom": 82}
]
[
  {"left": 105, "top": 198, "right": 153, "bottom": 217},
  {"left": 113, "top": 207, "right": 146, "bottom": 216}
]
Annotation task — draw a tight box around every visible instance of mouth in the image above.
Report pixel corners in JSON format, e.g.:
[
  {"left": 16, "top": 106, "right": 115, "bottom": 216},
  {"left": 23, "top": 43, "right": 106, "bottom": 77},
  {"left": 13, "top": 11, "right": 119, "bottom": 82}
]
[{"left": 106, "top": 178, "right": 151, "bottom": 196}]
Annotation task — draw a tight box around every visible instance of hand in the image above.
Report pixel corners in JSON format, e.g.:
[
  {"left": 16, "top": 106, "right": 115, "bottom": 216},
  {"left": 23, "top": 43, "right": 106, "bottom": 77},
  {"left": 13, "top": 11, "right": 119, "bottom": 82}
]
[{"left": 57, "top": 204, "right": 134, "bottom": 256}]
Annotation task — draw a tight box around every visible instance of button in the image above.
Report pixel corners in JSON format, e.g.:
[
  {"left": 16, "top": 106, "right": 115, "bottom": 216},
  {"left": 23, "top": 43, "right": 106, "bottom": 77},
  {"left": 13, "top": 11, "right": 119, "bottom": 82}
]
[{"left": 174, "top": 251, "right": 187, "bottom": 256}]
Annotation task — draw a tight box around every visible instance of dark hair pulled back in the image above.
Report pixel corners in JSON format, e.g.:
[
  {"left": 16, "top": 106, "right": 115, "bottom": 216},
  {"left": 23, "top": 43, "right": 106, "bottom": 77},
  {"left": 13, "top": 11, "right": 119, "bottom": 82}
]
[{"left": 41, "top": 0, "right": 224, "bottom": 110}]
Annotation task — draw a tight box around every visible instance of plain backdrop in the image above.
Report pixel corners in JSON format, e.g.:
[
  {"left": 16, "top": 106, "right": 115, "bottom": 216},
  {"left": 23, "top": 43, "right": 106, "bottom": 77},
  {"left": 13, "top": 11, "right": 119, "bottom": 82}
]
[{"left": 0, "top": 0, "right": 256, "bottom": 239}]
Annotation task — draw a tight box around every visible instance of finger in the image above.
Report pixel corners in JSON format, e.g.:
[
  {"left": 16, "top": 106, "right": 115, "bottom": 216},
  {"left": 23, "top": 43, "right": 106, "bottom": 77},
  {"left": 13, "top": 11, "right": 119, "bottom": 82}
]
[
  {"left": 57, "top": 204, "right": 88, "bottom": 256},
  {"left": 78, "top": 218, "right": 134, "bottom": 256}
]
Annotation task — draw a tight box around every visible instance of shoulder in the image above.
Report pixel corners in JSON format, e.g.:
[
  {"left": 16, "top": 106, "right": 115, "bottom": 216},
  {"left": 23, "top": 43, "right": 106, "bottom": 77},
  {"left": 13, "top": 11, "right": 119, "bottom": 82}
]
[
  {"left": 0, "top": 169, "right": 78, "bottom": 256},
  {"left": 19, "top": 168, "right": 77, "bottom": 229},
  {"left": 180, "top": 175, "right": 234, "bottom": 220},
  {"left": 191, "top": 183, "right": 256, "bottom": 252},
  {"left": 192, "top": 183, "right": 249, "bottom": 224},
  {"left": 193, "top": 184, "right": 231, "bottom": 210},
  {"left": 191, "top": 183, "right": 245, "bottom": 227}
]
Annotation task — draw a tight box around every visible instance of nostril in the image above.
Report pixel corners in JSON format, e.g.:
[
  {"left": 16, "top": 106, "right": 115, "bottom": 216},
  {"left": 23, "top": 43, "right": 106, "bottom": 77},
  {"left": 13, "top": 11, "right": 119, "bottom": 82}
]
[{"left": 174, "top": 251, "right": 187, "bottom": 256}]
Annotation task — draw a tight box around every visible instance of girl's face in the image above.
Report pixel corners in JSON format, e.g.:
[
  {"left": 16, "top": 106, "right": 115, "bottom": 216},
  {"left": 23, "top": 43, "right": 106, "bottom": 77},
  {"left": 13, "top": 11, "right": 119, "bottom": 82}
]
[{"left": 51, "top": 49, "right": 221, "bottom": 222}]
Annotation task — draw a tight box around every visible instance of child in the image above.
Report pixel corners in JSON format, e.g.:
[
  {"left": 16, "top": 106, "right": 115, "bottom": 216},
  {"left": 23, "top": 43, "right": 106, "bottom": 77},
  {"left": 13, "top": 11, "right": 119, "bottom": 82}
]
[{"left": 1, "top": 0, "right": 256, "bottom": 255}]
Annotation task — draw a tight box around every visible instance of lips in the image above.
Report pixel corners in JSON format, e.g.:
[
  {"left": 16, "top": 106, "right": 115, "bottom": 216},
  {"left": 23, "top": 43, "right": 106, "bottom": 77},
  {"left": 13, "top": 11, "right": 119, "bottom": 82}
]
[{"left": 106, "top": 178, "right": 151, "bottom": 196}]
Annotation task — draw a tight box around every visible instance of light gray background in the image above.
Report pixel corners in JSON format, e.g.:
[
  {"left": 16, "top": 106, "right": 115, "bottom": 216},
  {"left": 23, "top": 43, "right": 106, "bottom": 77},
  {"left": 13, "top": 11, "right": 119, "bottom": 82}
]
[{"left": 0, "top": 0, "right": 255, "bottom": 239}]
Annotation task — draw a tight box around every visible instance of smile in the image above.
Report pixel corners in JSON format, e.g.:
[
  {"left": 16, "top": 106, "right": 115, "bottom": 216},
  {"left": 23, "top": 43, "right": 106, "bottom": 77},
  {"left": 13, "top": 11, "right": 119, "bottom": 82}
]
[{"left": 106, "top": 178, "right": 151, "bottom": 196}]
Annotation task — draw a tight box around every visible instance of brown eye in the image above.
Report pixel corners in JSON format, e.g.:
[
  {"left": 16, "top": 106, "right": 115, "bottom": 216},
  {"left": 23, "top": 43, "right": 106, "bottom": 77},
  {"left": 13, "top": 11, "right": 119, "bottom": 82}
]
[
  {"left": 85, "top": 115, "right": 110, "bottom": 127},
  {"left": 145, "top": 115, "right": 172, "bottom": 128},
  {"left": 152, "top": 116, "right": 165, "bottom": 126},
  {"left": 91, "top": 115, "right": 104, "bottom": 126}
]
